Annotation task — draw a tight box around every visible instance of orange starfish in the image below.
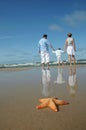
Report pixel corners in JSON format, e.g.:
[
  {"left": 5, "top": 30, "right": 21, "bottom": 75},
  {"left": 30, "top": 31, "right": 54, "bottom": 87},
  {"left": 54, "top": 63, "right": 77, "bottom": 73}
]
[{"left": 36, "top": 97, "right": 69, "bottom": 112}]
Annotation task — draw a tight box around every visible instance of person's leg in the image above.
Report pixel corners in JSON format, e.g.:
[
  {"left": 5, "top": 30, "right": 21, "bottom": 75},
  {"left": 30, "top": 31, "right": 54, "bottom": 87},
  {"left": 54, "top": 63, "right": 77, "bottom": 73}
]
[
  {"left": 72, "top": 55, "right": 76, "bottom": 66},
  {"left": 42, "top": 63, "right": 45, "bottom": 69},
  {"left": 47, "top": 62, "right": 50, "bottom": 70},
  {"left": 41, "top": 52, "right": 45, "bottom": 69},
  {"left": 62, "top": 62, "right": 64, "bottom": 67},
  {"left": 60, "top": 56, "right": 64, "bottom": 67},
  {"left": 68, "top": 55, "right": 72, "bottom": 66},
  {"left": 56, "top": 57, "right": 58, "bottom": 66},
  {"left": 45, "top": 52, "right": 50, "bottom": 69},
  {"left": 58, "top": 56, "right": 60, "bottom": 66},
  {"left": 72, "top": 47, "right": 76, "bottom": 65},
  {"left": 67, "top": 46, "right": 73, "bottom": 66}
]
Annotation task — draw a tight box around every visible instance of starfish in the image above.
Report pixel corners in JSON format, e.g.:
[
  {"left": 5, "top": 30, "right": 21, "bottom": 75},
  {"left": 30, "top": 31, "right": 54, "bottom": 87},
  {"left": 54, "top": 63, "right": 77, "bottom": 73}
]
[{"left": 36, "top": 97, "right": 69, "bottom": 112}]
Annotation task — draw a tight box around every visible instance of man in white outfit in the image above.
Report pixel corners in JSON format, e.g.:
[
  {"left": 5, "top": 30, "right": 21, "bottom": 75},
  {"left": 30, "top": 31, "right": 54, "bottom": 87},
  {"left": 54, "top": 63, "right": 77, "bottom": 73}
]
[
  {"left": 38, "top": 34, "right": 54, "bottom": 69},
  {"left": 64, "top": 33, "right": 76, "bottom": 65}
]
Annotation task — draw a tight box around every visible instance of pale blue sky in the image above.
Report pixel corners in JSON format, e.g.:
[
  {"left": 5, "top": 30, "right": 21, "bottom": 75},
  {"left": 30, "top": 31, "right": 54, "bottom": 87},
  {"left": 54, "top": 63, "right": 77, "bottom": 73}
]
[{"left": 0, "top": 0, "right": 86, "bottom": 64}]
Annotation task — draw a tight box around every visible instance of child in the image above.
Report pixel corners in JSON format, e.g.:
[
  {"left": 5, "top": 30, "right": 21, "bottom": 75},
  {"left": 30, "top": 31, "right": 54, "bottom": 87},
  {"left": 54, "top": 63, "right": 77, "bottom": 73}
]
[{"left": 52, "top": 48, "right": 64, "bottom": 66}]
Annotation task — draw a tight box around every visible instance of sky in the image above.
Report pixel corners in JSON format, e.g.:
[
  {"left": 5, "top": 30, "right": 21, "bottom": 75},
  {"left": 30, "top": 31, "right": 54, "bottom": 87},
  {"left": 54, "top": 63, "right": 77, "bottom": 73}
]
[{"left": 0, "top": 0, "right": 86, "bottom": 64}]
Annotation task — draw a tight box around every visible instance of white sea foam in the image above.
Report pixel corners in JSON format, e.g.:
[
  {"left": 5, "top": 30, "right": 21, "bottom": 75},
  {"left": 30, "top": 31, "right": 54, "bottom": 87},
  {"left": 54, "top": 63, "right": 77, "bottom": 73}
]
[{"left": 0, "top": 59, "right": 86, "bottom": 68}]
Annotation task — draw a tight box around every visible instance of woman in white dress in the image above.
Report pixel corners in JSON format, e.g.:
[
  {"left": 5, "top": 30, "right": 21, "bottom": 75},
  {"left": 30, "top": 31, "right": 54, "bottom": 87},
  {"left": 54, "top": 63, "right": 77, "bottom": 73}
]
[{"left": 64, "top": 33, "right": 76, "bottom": 65}]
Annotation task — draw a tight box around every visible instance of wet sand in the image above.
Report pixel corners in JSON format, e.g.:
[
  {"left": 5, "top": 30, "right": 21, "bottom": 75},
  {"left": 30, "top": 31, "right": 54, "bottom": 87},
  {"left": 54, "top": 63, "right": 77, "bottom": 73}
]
[{"left": 0, "top": 65, "right": 86, "bottom": 130}]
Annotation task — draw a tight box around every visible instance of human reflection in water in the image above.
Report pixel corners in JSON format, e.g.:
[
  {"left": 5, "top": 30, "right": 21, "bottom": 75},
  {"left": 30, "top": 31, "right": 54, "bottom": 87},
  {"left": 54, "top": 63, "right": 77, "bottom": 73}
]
[
  {"left": 67, "top": 65, "right": 78, "bottom": 96},
  {"left": 54, "top": 66, "right": 65, "bottom": 85},
  {"left": 41, "top": 69, "right": 52, "bottom": 97}
]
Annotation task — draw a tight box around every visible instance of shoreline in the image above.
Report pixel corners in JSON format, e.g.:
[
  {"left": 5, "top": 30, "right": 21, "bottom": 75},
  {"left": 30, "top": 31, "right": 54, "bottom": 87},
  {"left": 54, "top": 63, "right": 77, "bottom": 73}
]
[{"left": 0, "top": 63, "right": 86, "bottom": 72}]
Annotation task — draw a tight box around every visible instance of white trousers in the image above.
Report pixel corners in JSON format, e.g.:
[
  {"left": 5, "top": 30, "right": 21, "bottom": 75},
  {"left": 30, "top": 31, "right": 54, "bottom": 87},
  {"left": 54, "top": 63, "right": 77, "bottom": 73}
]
[
  {"left": 57, "top": 55, "right": 63, "bottom": 63},
  {"left": 40, "top": 51, "right": 50, "bottom": 63}
]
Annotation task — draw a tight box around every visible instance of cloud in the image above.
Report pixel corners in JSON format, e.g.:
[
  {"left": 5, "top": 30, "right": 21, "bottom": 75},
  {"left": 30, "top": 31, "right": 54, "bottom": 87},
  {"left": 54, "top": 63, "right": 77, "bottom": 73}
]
[
  {"left": 62, "top": 10, "right": 86, "bottom": 27},
  {"left": 48, "top": 24, "right": 63, "bottom": 31},
  {"left": 0, "top": 36, "right": 13, "bottom": 40}
]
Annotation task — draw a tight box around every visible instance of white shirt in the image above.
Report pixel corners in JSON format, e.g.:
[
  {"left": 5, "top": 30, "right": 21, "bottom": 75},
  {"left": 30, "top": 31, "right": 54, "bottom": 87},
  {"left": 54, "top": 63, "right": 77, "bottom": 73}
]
[{"left": 52, "top": 49, "right": 64, "bottom": 56}]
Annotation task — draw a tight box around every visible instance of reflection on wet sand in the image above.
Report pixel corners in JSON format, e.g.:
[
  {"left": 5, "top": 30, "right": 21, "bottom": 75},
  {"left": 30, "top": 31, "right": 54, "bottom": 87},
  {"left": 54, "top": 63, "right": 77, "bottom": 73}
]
[
  {"left": 54, "top": 66, "right": 65, "bottom": 85},
  {"left": 41, "top": 69, "right": 52, "bottom": 97},
  {"left": 67, "top": 65, "right": 78, "bottom": 96}
]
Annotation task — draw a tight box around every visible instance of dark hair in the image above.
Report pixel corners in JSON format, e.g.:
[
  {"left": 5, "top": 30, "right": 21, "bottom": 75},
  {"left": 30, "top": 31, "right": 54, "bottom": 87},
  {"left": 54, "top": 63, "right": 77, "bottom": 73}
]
[
  {"left": 58, "top": 48, "right": 61, "bottom": 50},
  {"left": 67, "top": 33, "right": 72, "bottom": 37},
  {"left": 43, "top": 34, "right": 47, "bottom": 38}
]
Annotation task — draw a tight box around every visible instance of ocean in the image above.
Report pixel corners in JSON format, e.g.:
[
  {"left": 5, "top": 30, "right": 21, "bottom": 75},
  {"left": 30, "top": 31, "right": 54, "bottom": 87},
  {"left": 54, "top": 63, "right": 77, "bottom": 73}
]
[{"left": 0, "top": 59, "right": 86, "bottom": 69}]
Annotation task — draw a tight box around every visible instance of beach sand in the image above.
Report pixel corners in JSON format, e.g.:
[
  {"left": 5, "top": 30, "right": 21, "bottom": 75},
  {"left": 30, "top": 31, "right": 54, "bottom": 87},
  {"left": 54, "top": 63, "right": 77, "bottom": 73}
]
[{"left": 0, "top": 65, "right": 86, "bottom": 130}]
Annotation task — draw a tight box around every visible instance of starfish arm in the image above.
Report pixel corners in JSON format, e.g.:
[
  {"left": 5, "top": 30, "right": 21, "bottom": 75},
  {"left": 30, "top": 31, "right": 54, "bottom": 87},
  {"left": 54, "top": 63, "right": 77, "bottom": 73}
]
[
  {"left": 48, "top": 99, "right": 58, "bottom": 112},
  {"left": 53, "top": 98, "right": 69, "bottom": 106},
  {"left": 39, "top": 98, "right": 51, "bottom": 103},
  {"left": 36, "top": 100, "right": 49, "bottom": 109}
]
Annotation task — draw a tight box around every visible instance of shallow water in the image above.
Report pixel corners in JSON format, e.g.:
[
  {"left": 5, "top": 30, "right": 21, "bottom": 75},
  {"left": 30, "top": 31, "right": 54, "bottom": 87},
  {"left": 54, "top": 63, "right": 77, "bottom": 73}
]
[{"left": 0, "top": 65, "right": 86, "bottom": 130}]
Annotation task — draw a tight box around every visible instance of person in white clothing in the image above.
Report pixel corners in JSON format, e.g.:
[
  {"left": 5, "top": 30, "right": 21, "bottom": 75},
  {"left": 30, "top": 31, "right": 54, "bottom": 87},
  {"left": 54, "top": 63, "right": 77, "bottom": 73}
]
[
  {"left": 64, "top": 33, "right": 76, "bottom": 65},
  {"left": 38, "top": 34, "right": 54, "bottom": 69},
  {"left": 52, "top": 48, "right": 64, "bottom": 66}
]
